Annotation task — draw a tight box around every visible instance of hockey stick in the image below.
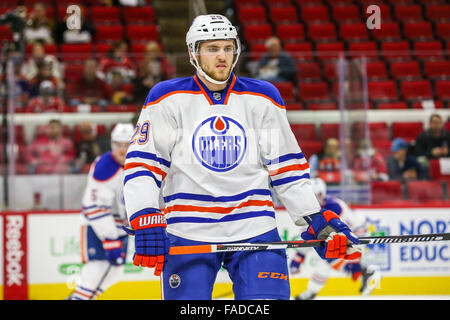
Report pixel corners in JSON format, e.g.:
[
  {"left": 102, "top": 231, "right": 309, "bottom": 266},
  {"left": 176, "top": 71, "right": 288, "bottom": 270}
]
[{"left": 168, "top": 233, "right": 450, "bottom": 255}]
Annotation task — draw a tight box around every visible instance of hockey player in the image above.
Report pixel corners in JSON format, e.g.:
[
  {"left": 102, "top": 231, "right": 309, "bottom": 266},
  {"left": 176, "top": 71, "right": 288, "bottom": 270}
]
[
  {"left": 290, "top": 178, "right": 381, "bottom": 300},
  {"left": 68, "top": 123, "right": 135, "bottom": 300},
  {"left": 123, "top": 14, "right": 361, "bottom": 300}
]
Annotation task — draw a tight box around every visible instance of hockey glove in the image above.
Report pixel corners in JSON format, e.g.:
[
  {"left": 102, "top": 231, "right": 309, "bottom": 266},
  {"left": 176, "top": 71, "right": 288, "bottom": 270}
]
[
  {"left": 102, "top": 238, "right": 125, "bottom": 265},
  {"left": 289, "top": 252, "right": 306, "bottom": 274},
  {"left": 301, "top": 209, "right": 361, "bottom": 262},
  {"left": 124, "top": 209, "right": 169, "bottom": 276}
]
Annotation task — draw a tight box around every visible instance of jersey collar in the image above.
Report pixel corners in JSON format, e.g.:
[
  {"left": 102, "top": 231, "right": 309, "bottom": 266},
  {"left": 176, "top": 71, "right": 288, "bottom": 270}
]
[{"left": 193, "top": 72, "right": 236, "bottom": 106}]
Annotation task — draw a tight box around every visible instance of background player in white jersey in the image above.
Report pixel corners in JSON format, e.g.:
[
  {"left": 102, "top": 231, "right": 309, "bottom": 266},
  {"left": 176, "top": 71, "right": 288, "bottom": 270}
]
[
  {"left": 123, "top": 14, "right": 361, "bottom": 300},
  {"left": 67, "top": 123, "right": 134, "bottom": 300},
  {"left": 290, "top": 178, "right": 381, "bottom": 300}
]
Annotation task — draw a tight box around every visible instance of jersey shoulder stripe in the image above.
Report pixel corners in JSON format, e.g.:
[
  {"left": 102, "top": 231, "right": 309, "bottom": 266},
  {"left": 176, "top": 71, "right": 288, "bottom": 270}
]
[
  {"left": 92, "top": 152, "right": 122, "bottom": 182},
  {"left": 143, "top": 76, "right": 201, "bottom": 107},
  {"left": 231, "top": 77, "right": 285, "bottom": 109}
]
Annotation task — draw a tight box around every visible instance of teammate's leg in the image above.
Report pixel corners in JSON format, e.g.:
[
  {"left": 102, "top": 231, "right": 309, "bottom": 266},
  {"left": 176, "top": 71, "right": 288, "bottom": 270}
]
[{"left": 294, "top": 257, "right": 332, "bottom": 300}]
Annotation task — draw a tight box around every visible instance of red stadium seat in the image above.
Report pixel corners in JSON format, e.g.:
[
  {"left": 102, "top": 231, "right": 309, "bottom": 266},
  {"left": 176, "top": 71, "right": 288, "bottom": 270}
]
[
  {"left": 366, "top": 60, "right": 388, "bottom": 79},
  {"left": 284, "top": 42, "right": 313, "bottom": 60},
  {"left": 368, "top": 80, "right": 399, "bottom": 101},
  {"left": 371, "top": 181, "right": 403, "bottom": 204},
  {"left": 371, "top": 22, "right": 401, "bottom": 41},
  {"left": 297, "top": 62, "right": 321, "bottom": 80},
  {"left": 403, "top": 21, "right": 434, "bottom": 40},
  {"left": 276, "top": 24, "right": 305, "bottom": 42},
  {"left": 90, "top": 6, "right": 121, "bottom": 25},
  {"left": 339, "top": 23, "right": 369, "bottom": 42},
  {"left": 332, "top": 5, "right": 361, "bottom": 22},
  {"left": 301, "top": 5, "right": 330, "bottom": 23},
  {"left": 285, "top": 103, "right": 303, "bottom": 110},
  {"left": 390, "top": 60, "right": 422, "bottom": 79},
  {"left": 400, "top": 80, "right": 433, "bottom": 101},
  {"left": 320, "top": 123, "right": 340, "bottom": 141},
  {"left": 413, "top": 41, "right": 444, "bottom": 59},
  {"left": 0, "top": 26, "right": 13, "bottom": 41},
  {"left": 363, "top": 4, "right": 392, "bottom": 21},
  {"left": 269, "top": 6, "right": 298, "bottom": 24},
  {"left": 348, "top": 41, "right": 379, "bottom": 59},
  {"left": 307, "top": 102, "right": 338, "bottom": 110},
  {"left": 300, "top": 140, "right": 323, "bottom": 160},
  {"left": 322, "top": 61, "right": 337, "bottom": 80},
  {"left": 298, "top": 82, "right": 330, "bottom": 102},
  {"left": 250, "top": 43, "right": 266, "bottom": 60},
  {"left": 372, "top": 139, "right": 392, "bottom": 159},
  {"left": 265, "top": 0, "right": 293, "bottom": 7},
  {"left": 376, "top": 101, "right": 408, "bottom": 110},
  {"left": 243, "top": 24, "right": 273, "bottom": 44},
  {"left": 315, "top": 42, "right": 344, "bottom": 61},
  {"left": 436, "top": 22, "right": 450, "bottom": 40},
  {"left": 435, "top": 80, "right": 450, "bottom": 101},
  {"left": 126, "top": 25, "right": 159, "bottom": 43},
  {"left": 406, "top": 181, "right": 444, "bottom": 203},
  {"left": 123, "top": 6, "right": 155, "bottom": 25},
  {"left": 290, "top": 123, "right": 317, "bottom": 141},
  {"left": 412, "top": 100, "right": 444, "bottom": 109},
  {"left": 369, "top": 122, "right": 390, "bottom": 140},
  {"left": 426, "top": 5, "right": 450, "bottom": 21},
  {"left": 423, "top": 60, "right": 450, "bottom": 79},
  {"left": 391, "top": 121, "right": 423, "bottom": 141},
  {"left": 429, "top": 158, "right": 450, "bottom": 181},
  {"left": 380, "top": 41, "right": 412, "bottom": 60},
  {"left": 237, "top": 5, "right": 267, "bottom": 25},
  {"left": 95, "top": 25, "right": 124, "bottom": 43},
  {"left": 60, "top": 43, "right": 93, "bottom": 62},
  {"left": 272, "top": 82, "right": 295, "bottom": 103},
  {"left": 308, "top": 23, "right": 337, "bottom": 42},
  {"left": 234, "top": 0, "right": 262, "bottom": 8},
  {"left": 394, "top": 5, "right": 423, "bottom": 21},
  {"left": 64, "top": 64, "right": 84, "bottom": 81}
]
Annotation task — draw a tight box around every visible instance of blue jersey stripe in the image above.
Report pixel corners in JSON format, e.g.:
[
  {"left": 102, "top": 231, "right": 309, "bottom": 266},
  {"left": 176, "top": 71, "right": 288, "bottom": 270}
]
[
  {"left": 163, "top": 189, "right": 272, "bottom": 203},
  {"left": 126, "top": 151, "right": 171, "bottom": 168},
  {"left": 271, "top": 173, "right": 310, "bottom": 187},
  {"left": 84, "top": 212, "right": 112, "bottom": 221},
  {"left": 166, "top": 210, "right": 275, "bottom": 224},
  {"left": 124, "top": 170, "right": 162, "bottom": 188},
  {"left": 264, "top": 153, "right": 305, "bottom": 165}
]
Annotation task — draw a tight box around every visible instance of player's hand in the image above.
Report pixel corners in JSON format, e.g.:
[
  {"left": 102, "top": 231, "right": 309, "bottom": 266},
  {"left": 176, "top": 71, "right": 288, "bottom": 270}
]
[
  {"left": 124, "top": 209, "right": 169, "bottom": 276},
  {"left": 301, "top": 209, "right": 361, "bottom": 261},
  {"left": 102, "top": 238, "right": 125, "bottom": 265},
  {"left": 289, "top": 252, "right": 305, "bottom": 274}
]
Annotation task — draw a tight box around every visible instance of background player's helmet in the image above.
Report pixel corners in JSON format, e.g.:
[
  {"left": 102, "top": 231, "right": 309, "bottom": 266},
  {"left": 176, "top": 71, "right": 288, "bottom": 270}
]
[
  {"left": 311, "top": 177, "right": 327, "bottom": 199},
  {"left": 111, "top": 123, "right": 134, "bottom": 143},
  {"left": 186, "top": 14, "right": 241, "bottom": 85}
]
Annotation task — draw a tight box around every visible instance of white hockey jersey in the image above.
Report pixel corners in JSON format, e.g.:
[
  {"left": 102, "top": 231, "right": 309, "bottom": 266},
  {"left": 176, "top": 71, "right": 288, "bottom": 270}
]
[
  {"left": 123, "top": 73, "right": 321, "bottom": 242},
  {"left": 81, "top": 151, "right": 128, "bottom": 240}
]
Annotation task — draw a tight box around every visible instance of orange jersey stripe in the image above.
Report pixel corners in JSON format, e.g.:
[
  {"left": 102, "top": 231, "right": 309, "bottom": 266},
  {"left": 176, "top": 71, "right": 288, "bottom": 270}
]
[
  {"left": 80, "top": 226, "right": 86, "bottom": 263},
  {"left": 268, "top": 163, "right": 310, "bottom": 176},
  {"left": 229, "top": 90, "right": 286, "bottom": 109},
  {"left": 164, "top": 199, "right": 274, "bottom": 215},
  {"left": 193, "top": 75, "right": 214, "bottom": 105},
  {"left": 223, "top": 75, "right": 237, "bottom": 105},
  {"left": 143, "top": 90, "right": 203, "bottom": 108},
  {"left": 85, "top": 208, "right": 108, "bottom": 216},
  {"left": 124, "top": 162, "right": 167, "bottom": 179}
]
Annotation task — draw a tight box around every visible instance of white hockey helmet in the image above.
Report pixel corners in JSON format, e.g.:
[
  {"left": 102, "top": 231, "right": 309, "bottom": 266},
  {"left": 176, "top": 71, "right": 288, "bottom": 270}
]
[
  {"left": 186, "top": 14, "right": 241, "bottom": 85},
  {"left": 111, "top": 123, "right": 135, "bottom": 144},
  {"left": 311, "top": 177, "right": 327, "bottom": 198}
]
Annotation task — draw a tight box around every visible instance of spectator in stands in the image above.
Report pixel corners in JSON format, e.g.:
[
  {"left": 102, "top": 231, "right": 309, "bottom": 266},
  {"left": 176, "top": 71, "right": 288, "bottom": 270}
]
[
  {"left": 72, "top": 121, "right": 110, "bottom": 173},
  {"left": 105, "top": 70, "right": 135, "bottom": 105},
  {"left": 134, "top": 41, "right": 175, "bottom": 102},
  {"left": 0, "top": 52, "right": 31, "bottom": 111},
  {"left": 255, "top": 36, "right": 296, "bottom": 83},
  {"left": 353, "top": 139, "right": 388, "bottom": 183},
  {"left": 22, "top": 41, "right": 62, "bottom": 83},
  {"left": 387, "top": 138, "right": 424, "bottom": 182},
  {"left": 53, "top": 6, "right": 96, "bottom": 45},
  {"left": 68, "top": 59, "right": 109, "bottom": 108},
  {"left": 309, "top": 138, "right": 341, "bottom": 183},
  {"left": 26, "top": 119, "right": 75, "bottom": 174},
  {"left": 415, "top": 113, "right": 450, "bottom": 162},
  {"left": 28, "top": 60, "right": 61, "bottom": 98},
  {"left": 98, "top": 40, "right": 137, "bottom": 84},
  {"left": 25, "top": 80, "right": 65, "bottom": 113},
  {"left": 24, "top": 2, "right": 55, "bottom": 44}
]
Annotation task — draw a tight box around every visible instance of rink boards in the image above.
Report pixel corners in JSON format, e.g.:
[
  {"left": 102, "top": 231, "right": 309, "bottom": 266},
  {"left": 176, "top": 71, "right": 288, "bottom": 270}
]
[{"left": 1, "top": 206, "right": 450, "bottom": 299}]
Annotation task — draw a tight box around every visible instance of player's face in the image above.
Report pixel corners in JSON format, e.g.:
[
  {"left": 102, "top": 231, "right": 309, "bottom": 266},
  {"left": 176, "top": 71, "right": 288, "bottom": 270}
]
[
  {"left": 112, "top": 141, "right": 129, "bottom": 165},
  {"left": 197, "top": 40, "right": 235, "bottom": 82}
]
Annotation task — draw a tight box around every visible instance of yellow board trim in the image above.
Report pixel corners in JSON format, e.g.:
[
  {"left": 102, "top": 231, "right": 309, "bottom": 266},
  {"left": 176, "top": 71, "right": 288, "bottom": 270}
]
[{"left": 1, "top": 276, "right": 449, "bottom": 300}]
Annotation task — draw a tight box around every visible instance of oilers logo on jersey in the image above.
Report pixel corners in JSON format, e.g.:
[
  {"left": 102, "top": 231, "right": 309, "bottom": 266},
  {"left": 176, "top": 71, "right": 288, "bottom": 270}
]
[{"left": 192, "top": 115, "right": 247, "bottom": 172}]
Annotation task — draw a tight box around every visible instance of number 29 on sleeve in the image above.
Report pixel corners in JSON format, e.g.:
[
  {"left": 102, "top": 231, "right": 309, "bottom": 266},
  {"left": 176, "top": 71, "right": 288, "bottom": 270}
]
[{"left": 130, "top": 121, "right": 150, "bottom": 145}]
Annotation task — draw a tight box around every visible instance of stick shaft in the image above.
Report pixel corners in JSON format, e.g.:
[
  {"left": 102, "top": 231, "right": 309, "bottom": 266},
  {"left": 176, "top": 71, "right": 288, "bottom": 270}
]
[{"left": 168, "top": 233, "right": 450, "bottom": 255}]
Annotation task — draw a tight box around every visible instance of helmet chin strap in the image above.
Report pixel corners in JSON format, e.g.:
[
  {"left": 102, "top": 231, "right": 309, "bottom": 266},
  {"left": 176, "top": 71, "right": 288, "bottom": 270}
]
[{"left": 196, "top": 66, "right": 230, "bottom": 85}]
